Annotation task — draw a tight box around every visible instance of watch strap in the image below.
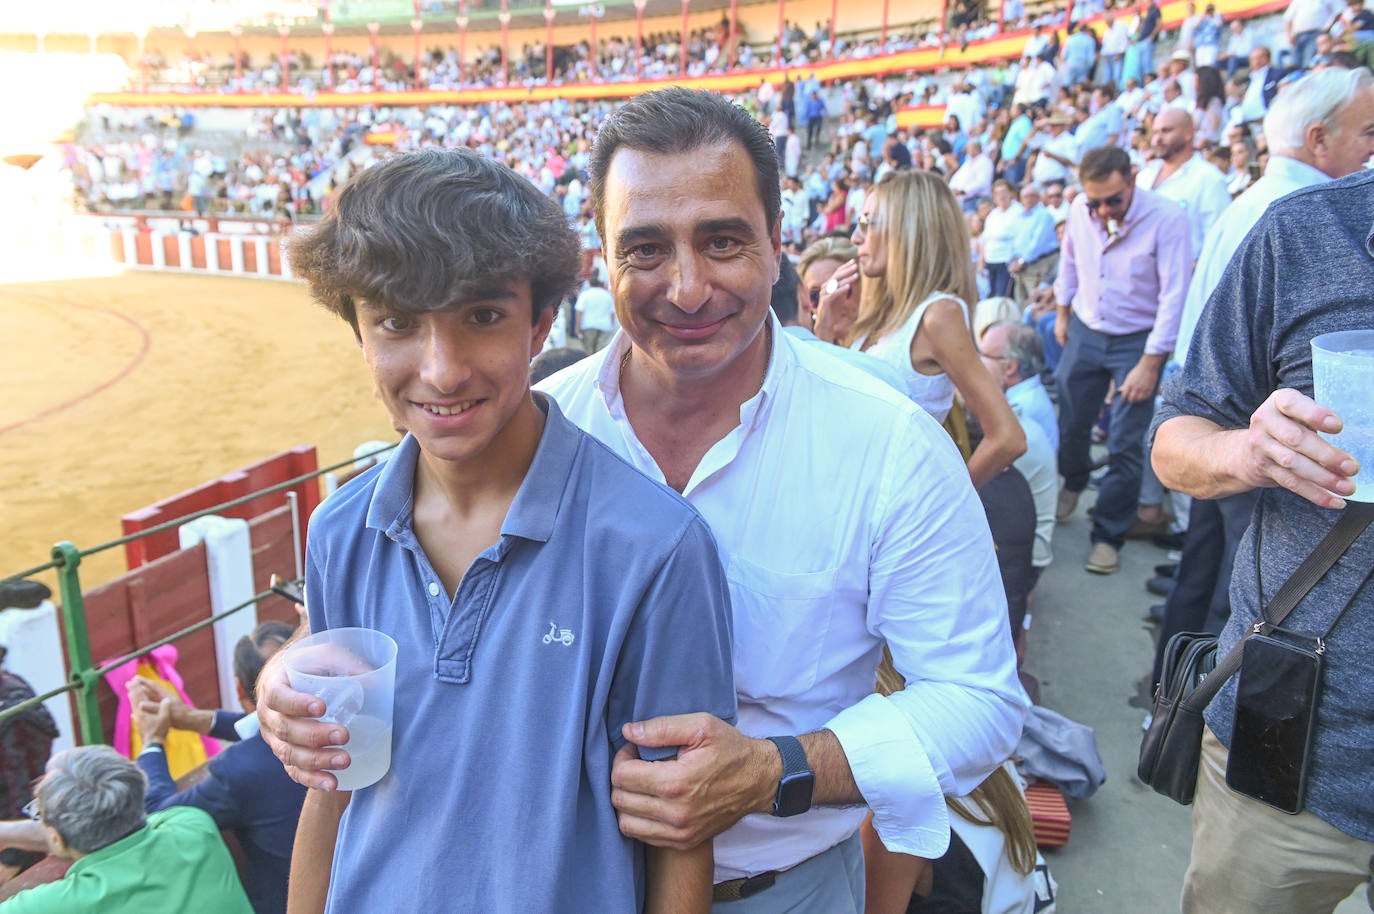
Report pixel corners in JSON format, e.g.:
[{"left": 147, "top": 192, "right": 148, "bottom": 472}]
[{"left": 767, "top": 735, "right": 809, "bottom": 779}]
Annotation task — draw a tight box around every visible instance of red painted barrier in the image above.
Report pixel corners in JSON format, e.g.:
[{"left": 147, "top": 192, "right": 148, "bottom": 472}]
[{"left": 120, "top": 446, "right": 320, "bottom": 570}]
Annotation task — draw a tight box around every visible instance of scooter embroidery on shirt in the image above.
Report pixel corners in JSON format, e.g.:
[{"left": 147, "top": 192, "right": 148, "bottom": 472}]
[{"left": 543, "top": 622, "right": 575, "bottom": 646}]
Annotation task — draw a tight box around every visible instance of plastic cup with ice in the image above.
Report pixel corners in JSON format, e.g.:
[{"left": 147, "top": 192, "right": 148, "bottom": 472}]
[
  {"left": 283, "top": 627, "right": 398, "bottom": 790},
  {"left": 1311, "top": 330, "right": 1374, "bottom": 503}
]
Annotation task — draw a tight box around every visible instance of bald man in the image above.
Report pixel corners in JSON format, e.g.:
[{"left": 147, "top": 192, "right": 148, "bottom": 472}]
[{"left": 1135, "top": 108, "right": 1231, "bottom": 260}]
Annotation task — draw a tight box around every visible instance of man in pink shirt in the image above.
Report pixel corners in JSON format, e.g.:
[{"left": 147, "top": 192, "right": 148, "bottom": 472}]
[{"left": 1052, "top": 146, "right": 1191, "bottom": 574}]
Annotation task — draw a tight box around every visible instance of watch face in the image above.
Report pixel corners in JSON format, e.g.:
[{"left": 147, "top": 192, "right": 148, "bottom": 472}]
[{"left": 775, "top": 771, "right": 815, "bottom": 817}]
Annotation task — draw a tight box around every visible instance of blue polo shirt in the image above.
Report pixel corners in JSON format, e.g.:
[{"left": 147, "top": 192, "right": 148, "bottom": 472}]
[{"left": 305, "top": 394, "right": 736, "bottom": 913}]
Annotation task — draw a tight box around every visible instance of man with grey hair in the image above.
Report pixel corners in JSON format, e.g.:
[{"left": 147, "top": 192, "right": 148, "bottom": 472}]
[
  {"left": 979, "top": 320, "right": 1058, "bottom": 580},
  {"left": 1148, "top": 65, "right": 1374, "bottom": 694},
  {"left": 0, "top": 745, "right": 251, "bottom": 913}
]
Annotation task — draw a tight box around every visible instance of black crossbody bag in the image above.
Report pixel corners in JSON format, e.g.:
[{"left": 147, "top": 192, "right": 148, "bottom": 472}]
[{"left": 1138, "top": 501, "right": 1374, "bottom": 806}]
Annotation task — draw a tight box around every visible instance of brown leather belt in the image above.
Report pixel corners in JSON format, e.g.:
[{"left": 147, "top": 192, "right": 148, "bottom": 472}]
[
  {"left": 712, "top": 846, "right": 831, "bottom": 903},
  {"left": 712, "top": 871, "right": 778, "bottom": 903}
]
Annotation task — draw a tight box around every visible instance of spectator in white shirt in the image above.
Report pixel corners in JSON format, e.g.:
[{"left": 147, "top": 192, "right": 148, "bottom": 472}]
[
  {"left": 1284, "top": 0, "right": 1345, "bottom": 68},
  {"left": 572, "top": 275, "right": 617, "bottom": 353},
  {"left": 981, "top": 180, "right": 1024, "bottom": 297},
  {"left": 1136, "top": 107, "right": 1232, "bottom": 261},
  {"left": 543, "top": 88, "right": 1025, "bottom": 907},
  {"left": 1220, "top": 18, "right": 1256, "bottom": 79},
  {"left": 949, "top": 139, "right": 994, "bottom": 211},
  {"left": 1100, "top": 11, "right": 1133, "bottom": 87},
  {"left": 1028, "top": 115, "right": 1080, "bottom": 186}
]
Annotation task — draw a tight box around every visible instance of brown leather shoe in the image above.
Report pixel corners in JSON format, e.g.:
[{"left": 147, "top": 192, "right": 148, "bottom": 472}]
[
  {"left": 1085, "top": 542, "right": 1119, "bottom": 574},
  {"left": 1056, "top": 488, "right": 1080, "bottom": 523}
]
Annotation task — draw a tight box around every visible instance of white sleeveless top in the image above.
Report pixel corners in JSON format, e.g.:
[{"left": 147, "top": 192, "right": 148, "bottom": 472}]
[{"left": 856, "top": 291, "right": 969, "bottom": 423}]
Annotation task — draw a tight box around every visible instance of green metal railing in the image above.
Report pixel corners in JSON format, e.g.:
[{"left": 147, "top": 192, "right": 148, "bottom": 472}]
[{"left": 0, "top": 443, "right": 397, "bottom": 743}]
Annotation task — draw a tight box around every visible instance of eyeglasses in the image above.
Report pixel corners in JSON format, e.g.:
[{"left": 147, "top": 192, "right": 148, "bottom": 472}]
[
  {"left": 1085, "top": 192, "right": 1126, "bottom": 211},
  {"left": 22, "top": 798, "right": 41, "bottom": 822}
]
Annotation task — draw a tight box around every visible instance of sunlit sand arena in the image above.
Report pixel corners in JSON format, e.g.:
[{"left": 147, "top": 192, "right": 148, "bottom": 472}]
[{"left": 0, "top": 271, "right": 389, "bottom": 587}]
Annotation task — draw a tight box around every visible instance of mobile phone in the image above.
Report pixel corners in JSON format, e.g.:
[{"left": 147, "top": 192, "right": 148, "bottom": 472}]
[
  {"left": 1225, "top": 633, "right": 1322, "bottom": 815},
  {"left": 269, "top": 573, "right": 305, "bottom": 606}
]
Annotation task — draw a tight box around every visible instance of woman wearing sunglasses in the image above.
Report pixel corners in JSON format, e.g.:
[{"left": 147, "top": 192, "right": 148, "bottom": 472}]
[{"left": 815, "top": 170, "right": 1026, "bottom": 487}]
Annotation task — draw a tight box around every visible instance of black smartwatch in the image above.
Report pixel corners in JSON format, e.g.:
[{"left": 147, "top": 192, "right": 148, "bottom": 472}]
[{"left": 766, "top": 735, "right": 814, "bottom": 817}]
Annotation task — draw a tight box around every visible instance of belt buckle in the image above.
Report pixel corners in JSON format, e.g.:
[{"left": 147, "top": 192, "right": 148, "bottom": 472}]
[{"left": 739, "top": 872, "right": 776, "bottom": 899}]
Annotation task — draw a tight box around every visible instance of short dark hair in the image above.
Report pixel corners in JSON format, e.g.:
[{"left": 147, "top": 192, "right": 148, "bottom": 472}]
[
  {"left": 287, "top": 148, "right": 581, "bottom": 333},
  {"left": 233, "top": 620, "right": 296, "bottom": 704},
  {"left": 770, "top": 257, "right": 802, "bottom": 325},
  {"left": 1079, "top": 145, "right": 1133, "bottom": 183},
  {"left": 588, "top": 88, "right": 781, "bottom": 244}
]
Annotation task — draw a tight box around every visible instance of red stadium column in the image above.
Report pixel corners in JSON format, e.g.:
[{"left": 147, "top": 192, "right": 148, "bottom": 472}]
[
  {"left": 881, "top": 0, "right": 889, "bottom": 49},
  {"left": 499, "top": 0, "right": 511, "bottom": 86},
  {"left": 183, "top": 26, "right": 196, "bottom": 65},
  {"left": 680, "top": 0, "right": 690, "bottom": 76},
  {"left": 634, "top": 0, "right": 646, "bottom": 77},
  {"left": 412, "top": 0, "right": 423, "bottom": 91},
  {"left": 997, "top": 0, "right": 1005, "bottom": 31},
  {"left": 458, "top": 1, "right": 469, "bottom": 83},
  {"left": 1064, "top": 0, "right": 1075, "bottom": 24},
  {"left": 940, "top": 0, "right": 950, "bottom": 44},
  {"left": 278, "top": 23, "right": 290, "bottom": 90},
  {"left": 544, "top": 3, "right": 555, "bottom": 84},
  {"left": 323, "top": 0, "right": 335, "bottom": 90}
]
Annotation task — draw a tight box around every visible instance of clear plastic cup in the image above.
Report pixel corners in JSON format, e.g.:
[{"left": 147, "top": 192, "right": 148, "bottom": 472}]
[
  {"left": 283, "top": 627, "right": 398, "bottom": 790},
  {"left": 1311, "top": 330, "right": 1374, "bottom": 503}
]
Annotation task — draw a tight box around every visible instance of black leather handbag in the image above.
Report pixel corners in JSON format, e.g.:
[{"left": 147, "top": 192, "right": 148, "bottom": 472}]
[{"left": 1138, "top": 502, "right": 1374, "bottom": 806}]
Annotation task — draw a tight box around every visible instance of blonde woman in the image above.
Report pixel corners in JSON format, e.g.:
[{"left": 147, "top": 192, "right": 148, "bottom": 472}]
[{"left": 815, "top": 170, "right": 1025, "bottom": 486}]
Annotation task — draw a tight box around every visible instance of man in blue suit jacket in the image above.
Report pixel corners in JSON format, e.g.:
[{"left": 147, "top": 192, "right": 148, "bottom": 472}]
[{"left": 130, "top": 621, "right": 305, "bottom": 914}]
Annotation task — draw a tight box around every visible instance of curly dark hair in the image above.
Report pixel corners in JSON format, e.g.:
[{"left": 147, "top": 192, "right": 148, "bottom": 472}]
[{"left": 287, "top": 148, "right": 581, "bottom": 331}]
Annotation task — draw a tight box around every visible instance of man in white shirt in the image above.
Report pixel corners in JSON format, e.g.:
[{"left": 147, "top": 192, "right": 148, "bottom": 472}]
[
  {"left": 1029, "top": 116, "right": 1080, "bottom": 186},
  {"left": 949, "top": 139, "right": 994, "bottom": 210},
  {"left": 1135, "top": 107, "right": 1231, "bottom": 261},
  {"left": 573, "top": 275, "right": 618, "bottom": 353},
  {"left": 543, "top": 89, "right": 1026, "bottom": 910},
  {"left": 1013, "top": 55, "right": 1058, "bottom": 107},
  {"left": 1100, "top": 11, "right": 1132, "bottom": 87},
  {"left": 1284, "top": 0, "right": 1344, "bottom": 68}
]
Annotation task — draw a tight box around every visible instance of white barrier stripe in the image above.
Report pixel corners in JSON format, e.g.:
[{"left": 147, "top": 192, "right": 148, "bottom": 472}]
[
  {"left": 122, "top": 229, "right": 138, "bottom": 264},
  {"left": 230, "top": 236, "right": 244, "bottom": 273},
  {"left": 150, "top": 232, "right": 166, "bottom": 267},
  {"left": 205, "top": 234, "right": 220, "bottom": 272},
  {"left": 255, "top": 238, "right": 269, "bottom": 276},
  {"left": 178, "top": 233, "right": 192, "bottom": 270}
]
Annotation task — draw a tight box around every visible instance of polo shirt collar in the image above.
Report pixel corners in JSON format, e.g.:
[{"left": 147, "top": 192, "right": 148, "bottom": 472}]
[{"left": 363, "top": 394, "right": 578, "bottom": 546}]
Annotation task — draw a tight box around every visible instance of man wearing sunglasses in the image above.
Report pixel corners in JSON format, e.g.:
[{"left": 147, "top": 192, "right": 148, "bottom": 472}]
[{"left": 1052, "top": 145, "right": 1191, "bottom": 574}]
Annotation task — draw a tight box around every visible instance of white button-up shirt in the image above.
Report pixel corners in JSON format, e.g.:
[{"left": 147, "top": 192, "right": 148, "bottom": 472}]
[
  {"left": 1136, "top": 154, "right": 1232, "bottom": 261},
  {"left": 538, "top": 319, "right": 1028, "bottom": 880}
]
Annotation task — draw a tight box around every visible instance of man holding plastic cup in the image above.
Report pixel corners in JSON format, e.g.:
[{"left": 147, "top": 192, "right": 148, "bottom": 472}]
[
  {"left": 261, "top": 149, "right": 736, "bottom": 914},
  {"left": 1151, "top": 168, "right": 1374, "bottom": 913}
]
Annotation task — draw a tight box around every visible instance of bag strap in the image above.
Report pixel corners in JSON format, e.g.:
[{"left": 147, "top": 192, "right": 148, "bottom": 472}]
[{"left": 1181, "top": 501, "right": 1374, "bottom": 713}]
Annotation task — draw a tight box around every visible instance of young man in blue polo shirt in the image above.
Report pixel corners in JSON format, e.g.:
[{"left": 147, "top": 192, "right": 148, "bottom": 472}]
[{"left": 280, "top": 149, "right": 735, "bottom": 914}]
